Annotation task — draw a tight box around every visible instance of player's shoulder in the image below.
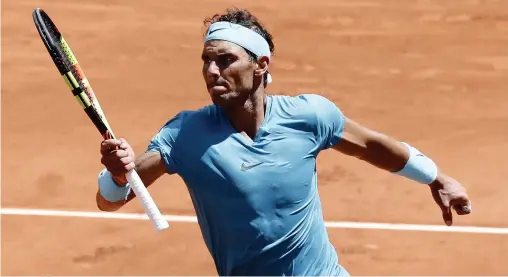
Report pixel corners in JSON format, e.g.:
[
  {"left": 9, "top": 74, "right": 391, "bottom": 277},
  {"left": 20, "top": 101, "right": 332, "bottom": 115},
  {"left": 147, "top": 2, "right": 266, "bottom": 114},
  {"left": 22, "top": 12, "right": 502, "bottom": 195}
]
[
  {"left": 160, "top": 104, "right": 221, "bottom": 130},
  {"left": 271, "top": 93, "right": 340, "bottom": 119},
  {"left": 183, "top": 104, "right": 222, "bottom": 125},
  {"left": 294, "top": 93, "right": 338, "bottom": 108}
]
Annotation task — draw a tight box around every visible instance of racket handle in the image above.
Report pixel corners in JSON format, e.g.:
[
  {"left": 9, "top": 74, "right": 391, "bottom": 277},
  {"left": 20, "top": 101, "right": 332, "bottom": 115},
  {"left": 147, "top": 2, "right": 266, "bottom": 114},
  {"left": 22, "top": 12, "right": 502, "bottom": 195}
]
[{"left": 125, "top": 169, "right": 169, "bottom": 232}]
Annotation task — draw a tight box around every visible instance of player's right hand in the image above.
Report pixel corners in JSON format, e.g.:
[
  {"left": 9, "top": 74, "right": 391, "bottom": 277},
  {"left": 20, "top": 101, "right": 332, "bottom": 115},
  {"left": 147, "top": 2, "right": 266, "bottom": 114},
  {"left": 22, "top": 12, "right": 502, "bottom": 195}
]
[
  {"left": 428, "top": 173, "right": 471, "bottom": 226},
  {"left": 100, "top": 138, "right": 136, "bottom": 186}
]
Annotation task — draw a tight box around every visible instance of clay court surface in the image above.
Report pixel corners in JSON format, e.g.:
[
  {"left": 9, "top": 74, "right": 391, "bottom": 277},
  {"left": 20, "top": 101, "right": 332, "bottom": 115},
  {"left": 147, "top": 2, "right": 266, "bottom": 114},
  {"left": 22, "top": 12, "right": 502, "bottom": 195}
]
[{"left": 2, "top": 0, "right": 508, "bottom": 275}]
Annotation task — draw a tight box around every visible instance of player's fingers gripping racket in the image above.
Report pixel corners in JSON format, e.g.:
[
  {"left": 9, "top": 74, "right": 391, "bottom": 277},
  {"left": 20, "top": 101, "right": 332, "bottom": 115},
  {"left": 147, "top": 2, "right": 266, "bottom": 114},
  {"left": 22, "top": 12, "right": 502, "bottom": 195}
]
[{"left": 32, "top": 8, "right": 169, "bottom": 232}]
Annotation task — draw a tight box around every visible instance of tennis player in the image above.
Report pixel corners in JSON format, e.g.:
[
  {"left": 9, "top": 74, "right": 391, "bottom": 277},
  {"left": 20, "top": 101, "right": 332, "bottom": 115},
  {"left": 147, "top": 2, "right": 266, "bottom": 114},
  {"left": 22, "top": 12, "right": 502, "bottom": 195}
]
[{"left": 96, "top": 8, "right": 472, "bottom": 276}]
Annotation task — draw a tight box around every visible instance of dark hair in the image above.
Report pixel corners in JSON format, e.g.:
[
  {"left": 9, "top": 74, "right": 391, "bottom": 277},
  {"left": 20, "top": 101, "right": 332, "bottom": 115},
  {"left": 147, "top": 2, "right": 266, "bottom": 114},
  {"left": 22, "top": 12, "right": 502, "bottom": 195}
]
[{"left": 203, "top": 7, "right": 275, "bottom": 87}]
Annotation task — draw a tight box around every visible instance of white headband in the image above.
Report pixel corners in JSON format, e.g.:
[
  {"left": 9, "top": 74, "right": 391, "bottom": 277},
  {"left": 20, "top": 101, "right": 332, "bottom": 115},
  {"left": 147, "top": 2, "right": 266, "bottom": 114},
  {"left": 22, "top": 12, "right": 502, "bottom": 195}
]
[{"left": 204, "top": 21, "right": 272, "bottom": 84}]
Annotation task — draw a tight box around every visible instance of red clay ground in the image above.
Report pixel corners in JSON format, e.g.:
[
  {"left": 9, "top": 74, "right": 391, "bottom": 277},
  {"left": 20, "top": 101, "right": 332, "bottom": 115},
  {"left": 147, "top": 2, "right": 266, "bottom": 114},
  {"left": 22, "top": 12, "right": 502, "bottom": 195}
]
[{"left": 2, "top": 0, "right": 508, "bottom": 275}]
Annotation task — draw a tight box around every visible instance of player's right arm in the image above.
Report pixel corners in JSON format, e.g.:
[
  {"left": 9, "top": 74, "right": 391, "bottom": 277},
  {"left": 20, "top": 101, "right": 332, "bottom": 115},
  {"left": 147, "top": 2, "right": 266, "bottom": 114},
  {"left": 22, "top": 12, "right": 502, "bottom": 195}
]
[{"left": 96, "top": 139, "right": 167, "bottom": 212}]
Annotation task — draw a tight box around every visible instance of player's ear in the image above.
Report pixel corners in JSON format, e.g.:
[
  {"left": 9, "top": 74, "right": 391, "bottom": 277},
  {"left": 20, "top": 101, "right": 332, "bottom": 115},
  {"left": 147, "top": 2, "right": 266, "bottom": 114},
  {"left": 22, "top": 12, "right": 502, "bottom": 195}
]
[{"left": 254, "top": 56, "right": 269, "bottom": 77}]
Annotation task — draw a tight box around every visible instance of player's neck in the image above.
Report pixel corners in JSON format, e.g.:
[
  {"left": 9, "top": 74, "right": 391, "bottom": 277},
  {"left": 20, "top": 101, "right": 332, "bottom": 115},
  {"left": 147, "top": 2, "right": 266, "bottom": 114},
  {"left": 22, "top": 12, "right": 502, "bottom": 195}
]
[{"left": 224, "top": 90, "right": 267, "bottom": 140}]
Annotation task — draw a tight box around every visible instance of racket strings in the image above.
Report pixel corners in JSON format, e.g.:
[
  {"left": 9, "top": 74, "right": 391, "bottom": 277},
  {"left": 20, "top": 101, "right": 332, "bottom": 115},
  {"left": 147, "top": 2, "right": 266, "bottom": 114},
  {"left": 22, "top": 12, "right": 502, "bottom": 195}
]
[{"left": 35, "top": 9, "right": 111, "bottom": 138}]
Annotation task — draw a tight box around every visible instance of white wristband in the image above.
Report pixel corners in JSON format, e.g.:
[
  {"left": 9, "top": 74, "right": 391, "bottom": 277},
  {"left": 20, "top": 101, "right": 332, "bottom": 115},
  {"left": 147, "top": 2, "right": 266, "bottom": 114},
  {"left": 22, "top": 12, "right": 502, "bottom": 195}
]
[
  {"left": 98, "top": 168, "right": 131, "bottom": 202},
  {"left": 394, "top": 142, "right": 438, "bottom": 185}
]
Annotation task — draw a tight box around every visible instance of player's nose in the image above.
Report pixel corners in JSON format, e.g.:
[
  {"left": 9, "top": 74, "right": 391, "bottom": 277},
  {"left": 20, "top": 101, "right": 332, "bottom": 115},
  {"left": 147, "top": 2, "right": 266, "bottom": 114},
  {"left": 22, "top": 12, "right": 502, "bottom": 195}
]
[{"left": 205, "top": 61, "right": 220, "bottom": 78}]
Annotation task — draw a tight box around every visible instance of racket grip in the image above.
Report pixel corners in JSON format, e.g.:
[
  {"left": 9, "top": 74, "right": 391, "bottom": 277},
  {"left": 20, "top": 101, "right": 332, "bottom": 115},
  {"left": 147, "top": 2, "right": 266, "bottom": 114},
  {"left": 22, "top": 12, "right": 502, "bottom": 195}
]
[{"left": 125, "top": 169, "right": 169, "bottom": 232}]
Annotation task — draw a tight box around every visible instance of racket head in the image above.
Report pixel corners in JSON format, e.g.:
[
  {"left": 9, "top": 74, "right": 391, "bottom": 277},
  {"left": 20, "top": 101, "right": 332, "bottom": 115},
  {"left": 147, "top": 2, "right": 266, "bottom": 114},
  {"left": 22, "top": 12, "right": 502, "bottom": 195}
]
[
  {"left": 32, "top": 8, "right": 115, "bottom": 139},
  {"left": 32, "top": 8, "right": 70, "bottom": 75}
]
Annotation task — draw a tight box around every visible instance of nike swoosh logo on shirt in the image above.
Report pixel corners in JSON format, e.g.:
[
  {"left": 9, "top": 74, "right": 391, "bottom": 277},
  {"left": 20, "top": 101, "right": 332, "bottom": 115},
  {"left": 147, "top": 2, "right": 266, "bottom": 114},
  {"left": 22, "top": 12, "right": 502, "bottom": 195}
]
[{"left": 241, "top": 162, "right": 264, "bottom": 171}]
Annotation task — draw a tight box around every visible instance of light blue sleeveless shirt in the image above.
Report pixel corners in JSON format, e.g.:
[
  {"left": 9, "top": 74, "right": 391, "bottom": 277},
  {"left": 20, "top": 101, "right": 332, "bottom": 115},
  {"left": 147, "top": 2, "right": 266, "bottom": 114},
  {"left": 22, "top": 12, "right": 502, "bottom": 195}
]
[{"left": 146, "top": 94, "right": 349, "bottom": 276}]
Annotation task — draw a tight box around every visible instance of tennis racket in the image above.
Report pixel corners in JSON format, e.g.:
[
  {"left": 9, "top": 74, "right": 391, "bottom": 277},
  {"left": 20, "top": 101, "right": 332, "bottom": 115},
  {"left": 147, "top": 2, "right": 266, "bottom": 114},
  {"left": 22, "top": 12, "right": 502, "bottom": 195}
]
[{"left": 32, "top": 8, "right": 169, "bottom": 232}]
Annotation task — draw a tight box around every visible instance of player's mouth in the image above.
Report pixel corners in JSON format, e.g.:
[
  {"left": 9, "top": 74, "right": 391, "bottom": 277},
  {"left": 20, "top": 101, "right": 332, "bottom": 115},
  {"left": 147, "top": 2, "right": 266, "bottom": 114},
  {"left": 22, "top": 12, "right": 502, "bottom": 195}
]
[{"left": 208, "top": 82, "right": 229, "bottom": 94}]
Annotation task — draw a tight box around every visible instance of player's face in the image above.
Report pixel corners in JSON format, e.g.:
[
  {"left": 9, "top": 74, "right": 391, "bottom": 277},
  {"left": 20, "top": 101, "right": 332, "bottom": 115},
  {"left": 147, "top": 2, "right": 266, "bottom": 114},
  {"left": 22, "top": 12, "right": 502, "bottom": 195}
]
[{"left": 201, "top": 40, "right": 258, "bottom": 107}]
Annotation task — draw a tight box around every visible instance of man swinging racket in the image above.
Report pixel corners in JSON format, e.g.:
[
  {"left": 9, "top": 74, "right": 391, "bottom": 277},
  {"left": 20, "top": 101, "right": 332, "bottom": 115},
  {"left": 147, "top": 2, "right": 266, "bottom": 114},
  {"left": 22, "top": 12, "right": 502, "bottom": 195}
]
[{"left": 95, "top": 8, "right": 472, "bottom": 276}]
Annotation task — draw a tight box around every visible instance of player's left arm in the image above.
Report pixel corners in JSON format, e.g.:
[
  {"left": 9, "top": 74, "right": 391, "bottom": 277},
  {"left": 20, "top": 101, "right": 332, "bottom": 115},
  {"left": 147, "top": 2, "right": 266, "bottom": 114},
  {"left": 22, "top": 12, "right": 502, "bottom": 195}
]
[{"left": 304, "top": 94, "right": 472, "bottom": 226}]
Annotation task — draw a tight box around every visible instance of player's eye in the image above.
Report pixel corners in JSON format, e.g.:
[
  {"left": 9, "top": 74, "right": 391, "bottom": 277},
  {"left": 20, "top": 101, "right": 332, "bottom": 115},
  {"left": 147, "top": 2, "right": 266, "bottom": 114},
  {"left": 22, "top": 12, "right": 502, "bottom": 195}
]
[{"left": 217, "top": 54, "right": 234, "bottom": 67}]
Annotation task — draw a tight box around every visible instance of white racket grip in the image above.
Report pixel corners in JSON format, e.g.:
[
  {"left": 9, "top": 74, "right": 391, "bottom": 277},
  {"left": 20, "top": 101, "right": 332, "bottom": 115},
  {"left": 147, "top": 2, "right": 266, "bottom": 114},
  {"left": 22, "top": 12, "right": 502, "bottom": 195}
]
[{"left": 125, "top": 169, "right": 169, "bottom": 232}]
